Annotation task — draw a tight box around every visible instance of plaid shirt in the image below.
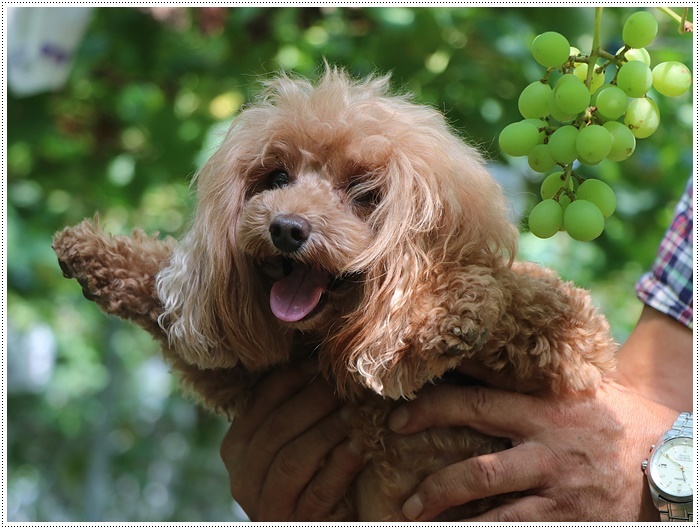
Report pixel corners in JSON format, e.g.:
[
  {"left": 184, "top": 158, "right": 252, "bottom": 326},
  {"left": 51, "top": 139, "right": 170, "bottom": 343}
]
[{"left": 635, "top": 178, "right": 693, "bottom": 328}]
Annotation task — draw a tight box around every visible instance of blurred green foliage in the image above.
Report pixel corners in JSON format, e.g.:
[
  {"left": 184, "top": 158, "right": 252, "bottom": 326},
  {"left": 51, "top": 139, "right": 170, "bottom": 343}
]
[{"left": 7, "top": 6, "right": 692, "bottom": 522}]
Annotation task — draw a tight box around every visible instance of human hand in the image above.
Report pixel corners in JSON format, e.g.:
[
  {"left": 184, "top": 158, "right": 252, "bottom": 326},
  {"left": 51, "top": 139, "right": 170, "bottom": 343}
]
[
  {"left": 220, "top": 361, "right": 365, "bottom": 521},
  {"left": 388, "top": 380, "right": 679, "bottom": 522}
]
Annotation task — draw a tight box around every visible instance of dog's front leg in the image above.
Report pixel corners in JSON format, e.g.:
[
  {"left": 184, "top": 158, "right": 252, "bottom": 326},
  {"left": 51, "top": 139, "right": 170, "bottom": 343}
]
[
  {"left": 356, "top": 265, "right": 505, "bottom": 400},
  {"left": 52, "top": 217, "right": 176, "bottom": 340}
]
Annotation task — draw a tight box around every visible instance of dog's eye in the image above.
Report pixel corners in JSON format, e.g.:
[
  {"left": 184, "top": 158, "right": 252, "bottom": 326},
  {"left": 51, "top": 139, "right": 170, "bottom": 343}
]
[
  {"left": 268, "top": 170, "right": 290, "bottom": 189},
  {"left": 348, "top": 179, "right": 382, "bottom": 209}
]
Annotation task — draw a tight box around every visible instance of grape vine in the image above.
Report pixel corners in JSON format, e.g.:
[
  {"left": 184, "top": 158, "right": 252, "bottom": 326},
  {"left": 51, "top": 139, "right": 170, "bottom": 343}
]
[{"left": 500, "top": 7, "right": 693, "bottom": 242}]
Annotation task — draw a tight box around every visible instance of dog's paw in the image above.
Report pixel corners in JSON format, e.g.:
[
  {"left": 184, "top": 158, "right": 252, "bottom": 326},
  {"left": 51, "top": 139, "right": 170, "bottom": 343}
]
[
  {"left": 449, "top": 326, "right": 489, "bottom": 353},
  {"left": 56, "top": 255, "right": 108, "bottom": 303},
  {"left": 55, "top": 257, "right": 99, "bottom": 301},
  {"left": 57, "top": 257, "right": 75, "bottom": 279},
  {"left": 426, "top": 315, "right": 490, "bottom": 358},
  {"left": 53, "top": 228, "right": 109, "bottom": 302}
]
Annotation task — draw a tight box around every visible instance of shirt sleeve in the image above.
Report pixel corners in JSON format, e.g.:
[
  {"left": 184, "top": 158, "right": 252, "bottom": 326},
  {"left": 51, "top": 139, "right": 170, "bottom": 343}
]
[{"left": 635, "top": 177, "right": 693, "bottom": 328}]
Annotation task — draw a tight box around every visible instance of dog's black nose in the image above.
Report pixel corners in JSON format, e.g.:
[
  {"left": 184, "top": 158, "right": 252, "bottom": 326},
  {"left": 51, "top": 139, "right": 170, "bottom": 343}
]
[{"left": 269, "top": 214, "right": 311, "bottom": 253}]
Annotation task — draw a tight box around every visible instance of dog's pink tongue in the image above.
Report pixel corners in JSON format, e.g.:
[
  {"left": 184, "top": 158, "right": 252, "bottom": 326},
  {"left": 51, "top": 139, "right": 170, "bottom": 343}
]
[{"left": 270, "top": 262, "right": 329, "bottom": 322}]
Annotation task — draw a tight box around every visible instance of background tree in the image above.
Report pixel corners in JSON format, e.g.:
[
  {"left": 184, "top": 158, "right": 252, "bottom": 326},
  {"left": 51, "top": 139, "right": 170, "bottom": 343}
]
[{"left": 7, "top": 6, "right": 692, "bottom": 522}]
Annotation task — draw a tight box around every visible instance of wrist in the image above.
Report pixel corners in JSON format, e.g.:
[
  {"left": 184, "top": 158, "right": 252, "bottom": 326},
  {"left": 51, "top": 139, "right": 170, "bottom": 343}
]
[{"left": 641, "top": 412, "right": 694, "bottom": 522}]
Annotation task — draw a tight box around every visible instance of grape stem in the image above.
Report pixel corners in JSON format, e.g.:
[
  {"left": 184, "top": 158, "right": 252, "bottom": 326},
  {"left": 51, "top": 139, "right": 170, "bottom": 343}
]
[
  {"left": 657, "top": 6, "right": 694, "bottom": 33},
  {"left": 583, "top": 7, "right": 605, "bottom": 90},
  {"left": 560, "top": 164, "right": 574, "bottom": 193},
  {"left": 541, "top": 66, "right": 558, "bottom": 83},
  {"left": 596, "top": 49, "right": 624, "bottom": 72}
]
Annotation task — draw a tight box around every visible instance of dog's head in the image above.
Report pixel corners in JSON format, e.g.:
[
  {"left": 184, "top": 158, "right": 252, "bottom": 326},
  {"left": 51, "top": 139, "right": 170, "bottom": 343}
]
[{"left": 157, "top": 68, "right": 517, "bottom": 394}]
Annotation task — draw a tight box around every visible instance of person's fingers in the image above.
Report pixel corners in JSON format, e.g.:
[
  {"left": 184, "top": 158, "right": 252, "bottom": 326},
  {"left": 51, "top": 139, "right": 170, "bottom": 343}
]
[
  {"left": 220, "top": 421, "right": 243, "bottom": 475},
  {"left": 258, "top": 406, "right": 365, "bottom": 521},
  {"left": 225, "top": 375, "right": 342, "bottom": 519},
  {"left": 389, "top": 384, "right": 543, "bottom": 439},
  {"left": 238, "top": 377, "right": 341, "bottom": 497},
  {"left": 250, "top": 375, "right": 341, "bottom": 456},
  {"left": 462, "top": 496, "right": 559, "bottom": 522},
  {"left": 221, "top": 420, "right": 262, "bottom": 518},
  {"left": 295, "top": 437, "right": 365, "bottom": 520},
  {"left": 231, "top": 361, "right": 321, "bottom": 445},
  {"left": 257, "top": 407, "right": 355, "bottom": 520},
  {"left": 223, "top": 362, "right": 321, "bottom": 477},
  {"left": 401, "top": 444, "right": 548, "bottom": 521}
]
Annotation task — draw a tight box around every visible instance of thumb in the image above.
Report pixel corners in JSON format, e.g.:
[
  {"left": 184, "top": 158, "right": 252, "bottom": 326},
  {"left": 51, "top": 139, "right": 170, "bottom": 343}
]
[{"left": 455, "top": 359, "right": 544, "bottom": 393}]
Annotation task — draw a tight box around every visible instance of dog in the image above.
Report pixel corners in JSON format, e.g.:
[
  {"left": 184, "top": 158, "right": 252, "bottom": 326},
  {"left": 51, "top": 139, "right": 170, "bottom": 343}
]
[{"left": 53, "top": 68, "right": 616, "bottom": 521}]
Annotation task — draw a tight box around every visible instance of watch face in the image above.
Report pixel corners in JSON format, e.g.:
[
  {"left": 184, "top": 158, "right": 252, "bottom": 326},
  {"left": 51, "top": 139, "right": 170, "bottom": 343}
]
[{"left": 649, "top": 437, "right": 695, "bottom": 500}]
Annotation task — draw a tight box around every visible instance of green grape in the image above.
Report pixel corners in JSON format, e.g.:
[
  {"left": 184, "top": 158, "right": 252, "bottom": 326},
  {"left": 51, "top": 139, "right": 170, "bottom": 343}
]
[
  {"left": 573, "top": 63, "right": 605, "bottom": 93},
  {"left": 498, "top": 121, "right": 542, "bottom": 157},
  {"left": 547, "top": 125, "right": 579, "bottom": 164},
  {"left": 622, "top": 11, "right": 658, "bottom": 49},
  {"left": 518, "top": 81, "right": 552, "bottom": 119},
  {"left": 554, "top": 75, "right": 590, "bottom": 114},
  {"left": 572, "top": 63, "right": 587, "bottom": 78},
  {"left": 590, "top": 84, "right": 607, "bottom": 106},
  {"left": 616, "top": 46, "right": 651, "bottom": 66},
  {"left": 577, "top": 179, "right": 616, "bottom": 218},
  {"left": 652, "top": 61, "right": 692, "bottom": 97},
  {"left": 548, "top": 92, "right": 576, "bottom": 122},
  {"left": 522, "top": 118, "right": 548, "bottom": 142},
  {"left": 569, "top": 46, "right": 582, "bottom": 61},
  {"left": 528, "top": 199, "right": 564, "bottom": 239},
  {"left": 617, "top": 61, "right": 653, "bottom": 98},
  {"left": 553, "top": 73, "right": 577, "bottom": 89},
  {"left": 528, "top": 144, "right": 556, "bottom": 173},
  {"left": 540, "top": 171, "right": 573, "bottom": 200},
  {"left": 564, "top": 200, "right": 605, "bottom": 241},
  {"left": 624, "top": 96, "right": 660, "bottom": 139},
  {"left": 532, "top": 32, "right": 571, "bottom": 67},
  {"left": 575, "top": 125, "right": 613, "bottom": 164},
  {"left": 603, "top": 121, "right": 636, "bottom": 161},
  {"left": 596, "top": 85, "right": 629, "bottom": 119}
]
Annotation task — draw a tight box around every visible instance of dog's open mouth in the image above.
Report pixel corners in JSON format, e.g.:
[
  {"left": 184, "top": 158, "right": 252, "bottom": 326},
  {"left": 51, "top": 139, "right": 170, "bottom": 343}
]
[{"left": 261, "top": 257, "right": 332, "bottom": 323}]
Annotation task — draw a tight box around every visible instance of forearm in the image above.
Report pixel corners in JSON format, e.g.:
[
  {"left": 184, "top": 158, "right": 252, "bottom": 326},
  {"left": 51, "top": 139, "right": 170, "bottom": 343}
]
[{"left": 615, "top": 305, "right": 693, "bottom": 411}]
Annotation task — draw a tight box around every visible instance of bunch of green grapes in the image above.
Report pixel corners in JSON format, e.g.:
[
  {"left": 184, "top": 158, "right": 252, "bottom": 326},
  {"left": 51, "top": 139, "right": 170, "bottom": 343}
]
[{"left": 499, "top": 10, "right": 692, "bottom": 242}]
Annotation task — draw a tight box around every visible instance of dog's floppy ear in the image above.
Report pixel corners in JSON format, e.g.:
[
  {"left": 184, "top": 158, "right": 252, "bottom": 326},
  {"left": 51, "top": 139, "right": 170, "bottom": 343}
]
[
  {"left": 156, "top": 152, "right": 241, "bottom": 369},
  {"left": 330, "top": 115, "right": 518, "bottom": 399},
  {"left": 157, "top": 133, "right": 292, "bottom": 371}
]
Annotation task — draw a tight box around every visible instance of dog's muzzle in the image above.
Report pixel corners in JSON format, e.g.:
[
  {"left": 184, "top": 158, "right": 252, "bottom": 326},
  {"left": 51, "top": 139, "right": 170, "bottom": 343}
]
[{"left": 262, "top": 214, "right": 329, "bottom": 323}]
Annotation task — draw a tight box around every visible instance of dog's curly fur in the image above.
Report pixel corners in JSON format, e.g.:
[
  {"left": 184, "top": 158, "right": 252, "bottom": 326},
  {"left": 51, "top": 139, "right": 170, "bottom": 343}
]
[{"left": 53, "top": 68, "right": 616, "bottom": 521}]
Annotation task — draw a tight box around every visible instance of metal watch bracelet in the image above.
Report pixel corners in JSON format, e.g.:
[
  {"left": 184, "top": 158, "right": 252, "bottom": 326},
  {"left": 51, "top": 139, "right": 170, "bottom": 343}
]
[
  {"left": 658, "top": 412, "right": 694, "bottom": 522},
  {"left": 658, "top": 502, "right": 692, "bottom": 522},
  {"left": 663, "top": 412, "right": 693, "bottom": 442}
]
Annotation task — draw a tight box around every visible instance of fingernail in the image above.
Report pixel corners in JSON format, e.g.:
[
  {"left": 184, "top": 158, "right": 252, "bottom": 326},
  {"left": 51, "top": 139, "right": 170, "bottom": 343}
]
[
  {"left": 402, "top": 494, "right": 424, "bottom": 520},
  {"left": 388, "top": 407, "right": 409, "bottom": 432}
]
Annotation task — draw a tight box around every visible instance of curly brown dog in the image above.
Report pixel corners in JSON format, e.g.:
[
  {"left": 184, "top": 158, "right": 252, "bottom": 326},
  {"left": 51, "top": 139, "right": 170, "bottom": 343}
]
[{"left": 53, "top": 68, "right": 616, "bottom": 521}]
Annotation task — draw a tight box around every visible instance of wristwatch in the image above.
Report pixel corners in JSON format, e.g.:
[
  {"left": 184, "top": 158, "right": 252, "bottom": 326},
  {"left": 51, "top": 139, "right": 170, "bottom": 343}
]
[{"left": 641, "top": 412, "right": 694, "bottom": 522}]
